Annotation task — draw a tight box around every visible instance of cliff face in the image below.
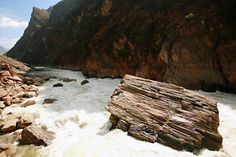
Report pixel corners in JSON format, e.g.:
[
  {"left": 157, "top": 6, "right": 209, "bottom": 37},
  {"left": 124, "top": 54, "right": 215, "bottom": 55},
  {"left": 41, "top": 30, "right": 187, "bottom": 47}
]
[{"left": 7, "top": 0, "right": 236, "bottom": 92}]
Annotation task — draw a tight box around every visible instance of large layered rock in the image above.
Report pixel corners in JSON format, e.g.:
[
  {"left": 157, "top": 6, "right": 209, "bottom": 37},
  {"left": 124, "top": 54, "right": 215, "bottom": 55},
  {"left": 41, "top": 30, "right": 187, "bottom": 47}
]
[
  {"left": 7, "top": 0, "right": 236, "bottom": 92},
  {"left": 106, "top": 75, "right": 222, "bottom": 151}
]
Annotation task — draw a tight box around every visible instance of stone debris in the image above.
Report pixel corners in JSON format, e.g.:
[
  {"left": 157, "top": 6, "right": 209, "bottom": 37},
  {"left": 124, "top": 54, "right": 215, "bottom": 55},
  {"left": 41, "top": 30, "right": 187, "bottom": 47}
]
[
  {"left": 0, "top": 62, "right": 42, "bottom": 108},
  {"left": 0, "top": 56, "right": 54, "bottom": 151}
]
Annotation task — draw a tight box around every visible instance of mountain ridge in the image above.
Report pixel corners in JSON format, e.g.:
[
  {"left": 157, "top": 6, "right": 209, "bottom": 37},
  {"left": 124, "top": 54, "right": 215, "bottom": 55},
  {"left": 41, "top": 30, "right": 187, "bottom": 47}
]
[{"left": 7, "top": 0, "right": 236, "bottom": 92}]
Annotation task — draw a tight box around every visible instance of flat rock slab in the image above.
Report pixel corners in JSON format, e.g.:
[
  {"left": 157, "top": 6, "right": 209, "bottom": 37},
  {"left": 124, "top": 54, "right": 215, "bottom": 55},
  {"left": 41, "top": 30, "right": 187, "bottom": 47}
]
[{"left": 106, "top": 74, "right": 222, "bottom": 151}]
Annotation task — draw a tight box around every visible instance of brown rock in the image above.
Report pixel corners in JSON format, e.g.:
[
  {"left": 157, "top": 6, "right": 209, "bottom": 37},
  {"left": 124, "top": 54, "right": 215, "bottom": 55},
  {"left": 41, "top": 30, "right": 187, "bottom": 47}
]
[
  {"left": 61, "top": 78, "right": 76, "bottom": 82},
  {"left": 1, "top": 71, "right": 11, "bottom": 77},
  {"left": 43, "top": 98, "right": 58, "bottom": 104},
  {"left": 21, "top": 100, "right": 36, "bottom": 107},
  {"left": 8, "top": 76, "right": 22, "bottom": 82},
  {"left": 0, "top": 130, "right": 22, "bottom": 144},
  {"left": 3, "top": 98, "right": 12, "bottom": 106},
  {"left": 27, "top": 85, "right": 38, "bottom": 92},
  {"left": 53, "top": 83, "right": 63, "bottom": 87},
  {"left": 106, "top": 74, "right": 223, "bottom": 151},
  {"left": 0, "top": 151, "right": 7, "bottom": 157},
  {"left": 11, "top": 98, "right": 22, "bottom": 104},
  {"left": 17, "top": 113, "right": 35, "bottom": 129},
  {"left": 6, "top": 1, "right": 236, "bottom": 92},
  {"left": 20, "top": 125, "right": 55, "bottom": 146},
  {"left": 0, "top": 89, "right": 7, "bottom": 99},
  {"left": 32, "top": 77, "right": 45, "bottom": 85},
  {"left": 1, "top": 119, "right": 18, "bottom": 133},
  {"left": 23, "top": 77, "right": 45, "bottom": 86}
]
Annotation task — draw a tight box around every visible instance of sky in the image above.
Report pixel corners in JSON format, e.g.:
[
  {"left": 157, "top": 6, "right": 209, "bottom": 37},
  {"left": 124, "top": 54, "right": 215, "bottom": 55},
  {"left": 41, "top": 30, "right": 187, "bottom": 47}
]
[{"left": 0, "top": 0, "right": 61, "bottom": 50}]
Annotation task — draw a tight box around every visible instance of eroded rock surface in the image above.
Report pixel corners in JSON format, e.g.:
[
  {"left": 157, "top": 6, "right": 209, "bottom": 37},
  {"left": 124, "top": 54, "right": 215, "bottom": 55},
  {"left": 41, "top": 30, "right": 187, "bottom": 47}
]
[{"left": 106, "top": 74, "right": 222, "bottom": 151}]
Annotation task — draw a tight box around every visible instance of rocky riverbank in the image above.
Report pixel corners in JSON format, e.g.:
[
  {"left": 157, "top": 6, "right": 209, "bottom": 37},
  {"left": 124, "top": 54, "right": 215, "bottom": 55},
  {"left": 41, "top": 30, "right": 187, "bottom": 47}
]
[
  {"left": 0, "top": 56, "right": 55, "bottom": 157},
  {"left": 0, "top": 66, "right": 235, "bottom": 157}
]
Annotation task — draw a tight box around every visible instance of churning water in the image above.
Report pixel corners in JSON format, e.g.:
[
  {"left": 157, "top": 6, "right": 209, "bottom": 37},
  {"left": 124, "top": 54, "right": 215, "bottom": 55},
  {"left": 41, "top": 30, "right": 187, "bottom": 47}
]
[{"left": 3, "top": 68, "right": 236, "bottom": 157}]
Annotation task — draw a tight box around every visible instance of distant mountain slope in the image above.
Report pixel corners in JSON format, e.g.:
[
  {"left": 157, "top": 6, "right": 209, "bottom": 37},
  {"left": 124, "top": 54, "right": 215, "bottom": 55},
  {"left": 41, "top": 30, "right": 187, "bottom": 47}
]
[
  {"left": 0, "top": 45, "right": 7, "bottom": 54},
  {"left": 0, "top": 55, "right": 29, "bottom": 71},
  {"left": 7, "top": 0, "right": 236, "bottom": 92}
]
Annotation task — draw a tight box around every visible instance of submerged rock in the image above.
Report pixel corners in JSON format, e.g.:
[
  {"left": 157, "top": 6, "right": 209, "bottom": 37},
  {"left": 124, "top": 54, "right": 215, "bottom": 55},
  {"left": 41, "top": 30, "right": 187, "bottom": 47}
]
[
  {"left": 0, "top": 143, "right": 16, "bottom": 157},
  {"left": 53, "top": 83, "right": 63, "bottom": 87},
  {"left": 81, "top": 80, "right": 89, "bottom": 85},
  {"left": 20, "top": 100, "right": 36, "bottom": 107},
  {"left": 20, "top": 125, "right": 55, "bottom": 146},
  {"left": 106, "top": 74, "right": 223, "bottom": 151},
  {"left": 61, "top": 77, "right": 76, "bottom": 82},
  {"left": 43, "top": 98, "right": 58, "bottom": 104}
]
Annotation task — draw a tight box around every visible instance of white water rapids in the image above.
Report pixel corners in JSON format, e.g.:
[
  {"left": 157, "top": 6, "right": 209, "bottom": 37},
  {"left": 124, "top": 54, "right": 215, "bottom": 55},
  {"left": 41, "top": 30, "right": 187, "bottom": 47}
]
[{"left": 2, "top": 68, "right": 236, "bottom": 157}]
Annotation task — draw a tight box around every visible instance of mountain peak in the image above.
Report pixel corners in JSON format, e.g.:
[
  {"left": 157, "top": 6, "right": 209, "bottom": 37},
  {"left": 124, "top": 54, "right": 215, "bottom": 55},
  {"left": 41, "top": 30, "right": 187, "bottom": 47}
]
[
  {"left": 6, "top": 0, "right": 236, "bottom": 92},
  {"left": 31, "top": 7, "right": 50, "bottom": 23}
]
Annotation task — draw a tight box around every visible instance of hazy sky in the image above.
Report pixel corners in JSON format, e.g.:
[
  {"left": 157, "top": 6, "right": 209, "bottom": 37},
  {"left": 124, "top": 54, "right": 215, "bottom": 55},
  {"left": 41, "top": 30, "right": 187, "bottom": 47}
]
[{"left": 0, "top": 0, "right": 61, "bottom": 49}]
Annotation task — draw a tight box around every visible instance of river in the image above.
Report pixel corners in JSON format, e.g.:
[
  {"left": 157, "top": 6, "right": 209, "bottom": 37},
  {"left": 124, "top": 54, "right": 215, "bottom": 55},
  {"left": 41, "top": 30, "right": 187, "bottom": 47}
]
[{"left": 3, "top": 68, "right": 236, "bottom": 157}]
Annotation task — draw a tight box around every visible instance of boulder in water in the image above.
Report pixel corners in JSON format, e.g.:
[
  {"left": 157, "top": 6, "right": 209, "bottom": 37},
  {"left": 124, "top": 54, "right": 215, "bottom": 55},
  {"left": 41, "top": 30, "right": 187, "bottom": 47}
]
[
  {"left": 20, "top": 125, "right": 55, "bottom": 146},
  {"left": 106, "top": 74, "right": 223, "bottom": 151},
  {"left": 20, "top": 100, "right": 36, "bottom": 107},
  {"left": 53, "top": 83, "right": 63, "bottom": 87},
  {"left": 43, "top": 98, "right": 58, "bottom": 104},
  {"left": 81, "top": 80, "right": 89, "bottom": 85}
]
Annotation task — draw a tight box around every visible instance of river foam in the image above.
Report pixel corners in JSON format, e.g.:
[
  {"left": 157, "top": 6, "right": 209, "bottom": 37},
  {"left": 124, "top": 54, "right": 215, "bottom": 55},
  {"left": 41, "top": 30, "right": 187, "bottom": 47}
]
[{"left": 3, "top": 68, "right": 235, "bottom": 157}]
